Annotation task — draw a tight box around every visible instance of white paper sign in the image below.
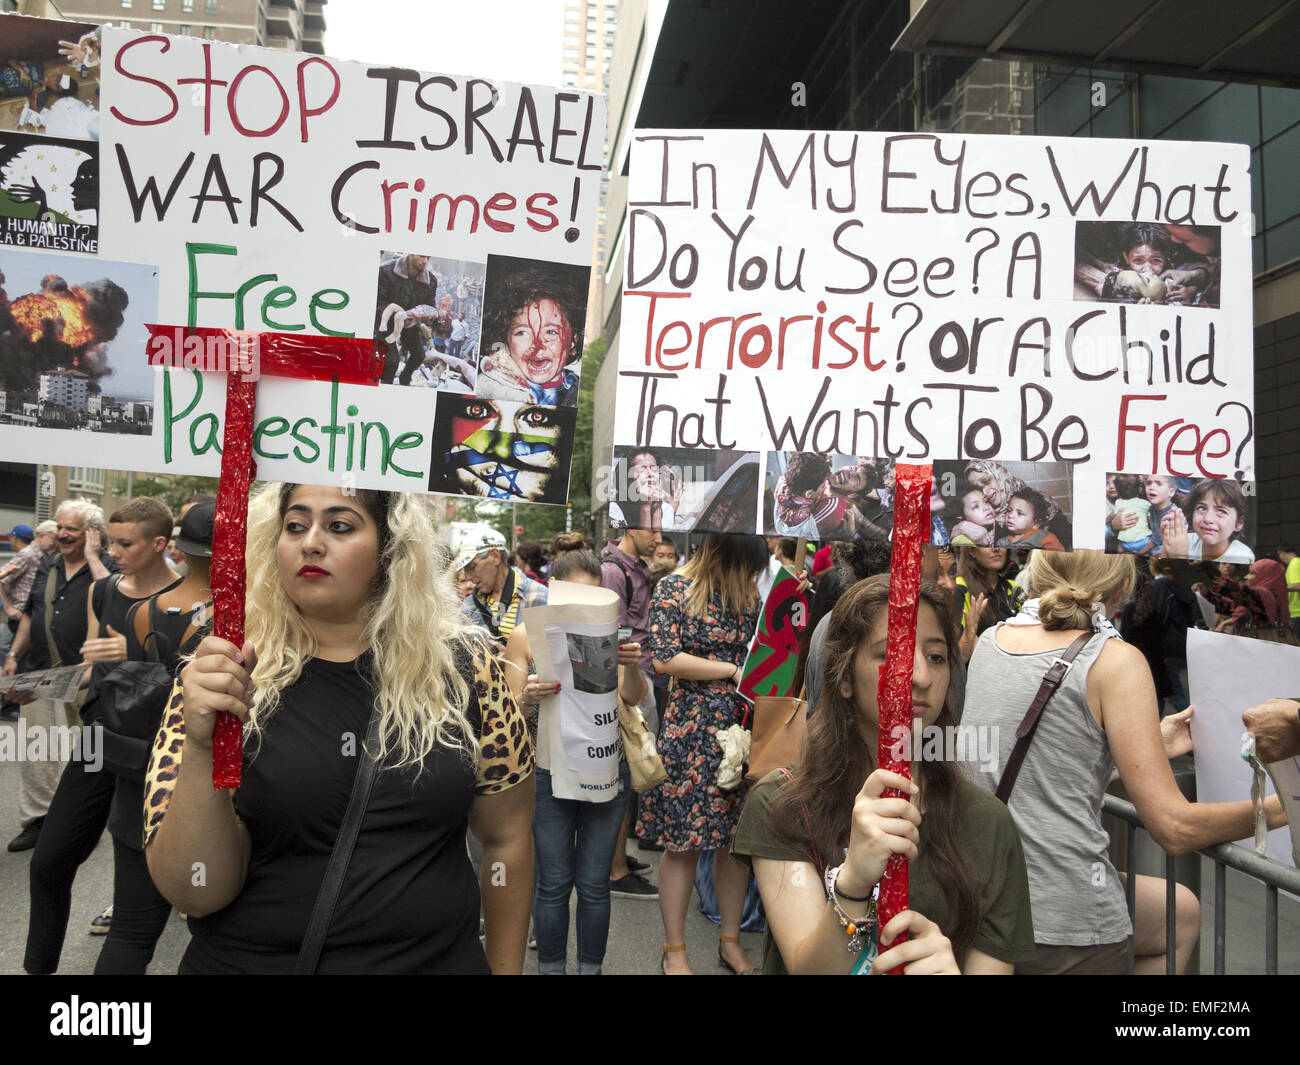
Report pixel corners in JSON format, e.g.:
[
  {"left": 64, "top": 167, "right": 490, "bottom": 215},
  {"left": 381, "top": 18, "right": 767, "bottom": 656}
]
[
  {"left": 1187, "top": 629, "right": 1300, "bottom": 866},
  {"left": 522, "top": 579, "right": 621, "bottom": 802},
  {"left": 611, "top": 130, "right": 1254, "bottom": 551}
]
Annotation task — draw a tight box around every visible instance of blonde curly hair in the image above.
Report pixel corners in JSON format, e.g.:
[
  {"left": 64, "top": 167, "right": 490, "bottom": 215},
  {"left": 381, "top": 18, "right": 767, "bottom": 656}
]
[{"left": 241, "top": 482, "right": 475, "bottom": 769}]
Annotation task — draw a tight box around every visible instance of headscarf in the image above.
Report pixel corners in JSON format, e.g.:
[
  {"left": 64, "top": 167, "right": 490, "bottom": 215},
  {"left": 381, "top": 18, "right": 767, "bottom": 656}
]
[
  {"left": 1239, "top": 559, "right": 1287, "bottom": 627},
  {"left": 964, "top": 460, "right": 1060, "bottom": 526}
]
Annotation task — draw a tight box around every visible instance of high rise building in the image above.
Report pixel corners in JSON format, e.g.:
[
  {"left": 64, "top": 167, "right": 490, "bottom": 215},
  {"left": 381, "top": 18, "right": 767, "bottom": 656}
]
[
  {"left": 562, "top": 0, "right": 618, "bottom": 342},
  {"left": 50, "top": 0, "right": 325, "bottom": 52}
]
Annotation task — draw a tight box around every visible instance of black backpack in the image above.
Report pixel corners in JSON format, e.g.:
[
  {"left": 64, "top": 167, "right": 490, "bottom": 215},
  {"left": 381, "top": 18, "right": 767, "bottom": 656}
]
[{"left": 90, "top": 597, "right": 207, "bottom": 782}]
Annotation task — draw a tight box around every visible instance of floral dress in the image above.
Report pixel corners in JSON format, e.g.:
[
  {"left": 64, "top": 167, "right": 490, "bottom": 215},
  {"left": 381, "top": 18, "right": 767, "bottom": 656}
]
[{"left": 638, "top": 573, "right": 760, "bottom": 852}]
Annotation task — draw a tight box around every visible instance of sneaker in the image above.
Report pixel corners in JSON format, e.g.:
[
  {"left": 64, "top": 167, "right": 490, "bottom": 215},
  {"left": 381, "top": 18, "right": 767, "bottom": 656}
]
[
  {"left": 89, "top": 907, "right": 112, "bottom": 935},
  {"left": 625, "top": 853, "right": 651, "bottom": 875},
  {"left": 636, "top": 839, "right": 665, "bottom": 853},
  {"left": 609, "top": 872, "right": 659, "bottom": 899},
  {"left": 7, "top": 817, "right": 43, "bottom": 852}
]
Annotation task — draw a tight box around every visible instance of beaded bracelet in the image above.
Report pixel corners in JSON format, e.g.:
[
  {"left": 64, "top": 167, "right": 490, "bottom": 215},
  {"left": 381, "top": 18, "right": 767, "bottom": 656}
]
[{"left": 824, "top": 859, "right": 877, "bottom": 955}]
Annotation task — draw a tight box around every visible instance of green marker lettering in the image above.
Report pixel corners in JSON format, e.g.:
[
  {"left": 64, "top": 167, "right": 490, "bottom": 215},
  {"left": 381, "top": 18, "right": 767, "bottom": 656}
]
[{"left": 253, "top": 416, "right": 291, "bottom": 459}]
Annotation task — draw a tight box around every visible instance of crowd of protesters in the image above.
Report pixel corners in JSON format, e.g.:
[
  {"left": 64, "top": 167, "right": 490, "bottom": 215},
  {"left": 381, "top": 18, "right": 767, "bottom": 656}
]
[{"left": 1, "top": 482, "right": 1298, "bottom": 975}]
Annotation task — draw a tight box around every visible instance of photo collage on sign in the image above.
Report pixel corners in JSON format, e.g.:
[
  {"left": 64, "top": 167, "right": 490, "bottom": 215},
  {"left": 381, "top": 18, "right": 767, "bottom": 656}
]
[
  {"left": 0, "top": 20, "right": 100, "bottom": 254},
  {"left": 425, "top": 254, "right": 590, "bottom": 504},
  {"left": 1104, "top": 471, "right": 1256, "bottom": 563}
]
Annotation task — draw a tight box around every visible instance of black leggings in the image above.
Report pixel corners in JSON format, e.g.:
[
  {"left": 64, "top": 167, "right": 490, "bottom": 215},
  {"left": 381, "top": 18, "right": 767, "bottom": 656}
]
[
  {"left": 94, "top": 838, "right": 172, "bottom": 974},
  {"left": 24, "top": 758, "right": 114, "bottom": 974}
]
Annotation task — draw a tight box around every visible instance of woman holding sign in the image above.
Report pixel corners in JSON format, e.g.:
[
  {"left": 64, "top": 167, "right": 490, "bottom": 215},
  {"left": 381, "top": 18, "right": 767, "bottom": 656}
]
[
  {"left": 640, "top": 532, "right": 767, "bottom": 975},
  {"left": 729, "top": 575, "right": 1036, "bottom": 974},
  {"left": 503, "top": 549, "right": 649, "bottom": 975},
  {"left": 142, "top": 484, "right": 535, "bottom": 974},
  {"left": 962, "top": 550, "right": 1287, "bottom": 973}
]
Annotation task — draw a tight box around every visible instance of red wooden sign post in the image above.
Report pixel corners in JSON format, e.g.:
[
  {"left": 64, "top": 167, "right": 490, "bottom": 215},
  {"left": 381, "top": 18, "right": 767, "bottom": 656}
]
[
  {"left": 875, "top": 461, "right": 932, "bottom": 973},
  {"left": 146, "top": 326, "right": 385, "bottom": 787}
]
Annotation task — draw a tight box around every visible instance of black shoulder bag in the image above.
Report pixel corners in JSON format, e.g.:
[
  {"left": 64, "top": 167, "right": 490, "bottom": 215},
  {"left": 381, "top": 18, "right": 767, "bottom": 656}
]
[{"left": 94, "top": 598, "right": 206, "bottom": 782}]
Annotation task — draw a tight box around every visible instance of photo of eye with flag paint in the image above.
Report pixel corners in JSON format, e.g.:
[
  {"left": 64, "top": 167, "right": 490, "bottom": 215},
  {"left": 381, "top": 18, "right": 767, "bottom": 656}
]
[{"left": 428, "top": 392, "right": 576, "bottom": 504}]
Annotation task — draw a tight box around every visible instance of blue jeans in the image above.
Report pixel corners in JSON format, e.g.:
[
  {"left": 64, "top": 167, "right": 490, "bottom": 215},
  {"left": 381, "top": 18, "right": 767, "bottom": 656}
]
[{"left": 532, "top": 763, "right": 629, "bottom": 974}]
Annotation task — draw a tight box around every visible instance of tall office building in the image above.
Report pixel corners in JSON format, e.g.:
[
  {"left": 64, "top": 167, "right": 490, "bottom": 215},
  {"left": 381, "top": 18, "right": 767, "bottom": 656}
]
[
  {"left": 562, "top": 0, "right": 617, "bottom": 342},
  {"left": 51, "top": 0, "right": 325, "bottom": 52}
]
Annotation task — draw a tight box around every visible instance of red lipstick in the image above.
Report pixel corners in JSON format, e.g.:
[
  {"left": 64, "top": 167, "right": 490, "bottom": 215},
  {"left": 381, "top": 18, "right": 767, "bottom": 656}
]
[{"left": 298, "top": 565, "right": 329, "bottom": 579}]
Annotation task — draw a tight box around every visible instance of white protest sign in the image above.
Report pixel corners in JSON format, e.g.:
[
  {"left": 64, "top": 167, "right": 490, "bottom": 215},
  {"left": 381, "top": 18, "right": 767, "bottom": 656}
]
[
  {"left": 1187, "top": 629, "right": 1300, "bottom": 866},
  {"left": 523, "top": 579, "right": 622, "bottom": 802},
  {"left": 0, "top": 18, "right": 606, "bottom": 505},
  {"left": 610, "top": 130, "right": 1254, "bottom": 554}
]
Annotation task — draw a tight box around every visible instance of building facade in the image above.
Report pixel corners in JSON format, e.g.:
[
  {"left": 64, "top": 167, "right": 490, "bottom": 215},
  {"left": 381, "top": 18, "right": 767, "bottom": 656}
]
[
  {"left": 562, "top": 0, "right": 618, "bottom": 342},
  {"left": 48, "top": 0, "right": 324, "bottom": 51}
]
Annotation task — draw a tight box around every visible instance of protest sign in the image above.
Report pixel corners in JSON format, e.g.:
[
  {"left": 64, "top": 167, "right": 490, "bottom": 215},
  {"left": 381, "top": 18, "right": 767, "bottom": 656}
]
[
  {"left": 611, "top": 130, "right": 1254, "bottom": 556},
  {"left": 1187, "top": 630, "right": 1300, "bottom": 868},
  {"left": 0, "top": 17, "right": 605, "bottom": 505},
  {"left": 523, "top": 580, "right": 622, "bottom": 802},
  {"left": 738, "top": 563, "right": 808, "bottom": 701}
]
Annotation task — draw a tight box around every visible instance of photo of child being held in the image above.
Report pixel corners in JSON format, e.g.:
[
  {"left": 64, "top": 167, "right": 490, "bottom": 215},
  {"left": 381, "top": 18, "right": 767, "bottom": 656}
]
[
  {"left": 996, "top": 487, "right": 1066, "bottom": 552},
  {"left": 949, "top": 487, "right": 997, "bottom": 547}
]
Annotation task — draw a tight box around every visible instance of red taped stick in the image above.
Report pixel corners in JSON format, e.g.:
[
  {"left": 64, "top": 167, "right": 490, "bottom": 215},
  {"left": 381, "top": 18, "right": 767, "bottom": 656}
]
[
  {"left": 210, "top": 375, "right": 258, "bottom": 789},
  {"left": 876, "top": 461, "right": 932, "bottom": 973}
]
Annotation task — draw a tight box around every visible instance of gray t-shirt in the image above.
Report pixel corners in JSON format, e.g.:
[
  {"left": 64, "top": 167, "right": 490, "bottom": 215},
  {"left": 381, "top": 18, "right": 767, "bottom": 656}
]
[
  {"left": 803, "top": 612, "right": 967, "bottom": 721},
  {"left": 961, "top": 626, "right": 1130, "bottom": 946}
]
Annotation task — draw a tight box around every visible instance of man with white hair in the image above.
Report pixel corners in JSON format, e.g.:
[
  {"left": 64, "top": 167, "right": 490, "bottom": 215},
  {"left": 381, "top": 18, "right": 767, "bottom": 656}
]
[{"left": 2, "top": 500, "right": 115, "bottom": 852}]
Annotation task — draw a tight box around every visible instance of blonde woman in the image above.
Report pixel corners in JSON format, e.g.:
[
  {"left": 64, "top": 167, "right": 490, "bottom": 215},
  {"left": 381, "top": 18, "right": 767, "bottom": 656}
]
[
  {"left": 962, "top": 550, "right": 1287, "bottom": 974},
  {"left": 143, "top": 484, "right": 535, "bottom": 974},
  {"left": 639, "top": 532, "right": 768, "bottom": 975}
]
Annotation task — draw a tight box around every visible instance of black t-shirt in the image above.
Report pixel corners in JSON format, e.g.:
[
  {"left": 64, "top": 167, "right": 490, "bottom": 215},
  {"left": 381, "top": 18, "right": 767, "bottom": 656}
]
[
  {"left": 22, "top": 551, "right": 118, "bottom": 670},
  {"left": 177, "top": 647, "right": 527, "bottom": 974}
]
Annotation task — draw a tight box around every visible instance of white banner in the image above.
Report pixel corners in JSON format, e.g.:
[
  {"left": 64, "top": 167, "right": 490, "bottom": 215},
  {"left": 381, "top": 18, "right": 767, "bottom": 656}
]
[
  {"left": 611, "top": 130, "right": 1254, "bottom": 556},
  {"left": 0, "top": 18, "right": 606, "bottom": 504}
]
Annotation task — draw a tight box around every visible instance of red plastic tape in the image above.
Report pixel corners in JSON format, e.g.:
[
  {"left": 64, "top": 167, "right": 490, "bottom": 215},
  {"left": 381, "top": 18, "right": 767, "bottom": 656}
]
[
  {"left": 875, "top": 461, "right": 932, "bottom": 973},
  {"left": 210, "top": 375, "right": 258, "bottom": 789}
]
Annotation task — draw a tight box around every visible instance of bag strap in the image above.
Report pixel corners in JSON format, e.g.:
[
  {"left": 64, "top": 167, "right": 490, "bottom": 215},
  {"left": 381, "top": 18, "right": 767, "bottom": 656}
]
[
  {"left": 994, "top": 631, "right": 1093, "bottom": 805},
  {"left": 295, "top": 698, "right": 384, "bottom": 975},
  {"left": 603, "top": 554, "right": 635, "bottom": 615}
]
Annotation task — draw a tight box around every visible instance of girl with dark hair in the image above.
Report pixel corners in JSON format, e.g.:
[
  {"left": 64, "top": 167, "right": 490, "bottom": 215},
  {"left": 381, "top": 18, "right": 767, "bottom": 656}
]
[
  {"left": 954, "top": 547, "right": 1025, "bottom": 662},
  {"left": 640, "top": 532, "right": 769, "bottom": 974},
  {"left": 730, "top": 575, "right": 1035, "bottom": 973}
]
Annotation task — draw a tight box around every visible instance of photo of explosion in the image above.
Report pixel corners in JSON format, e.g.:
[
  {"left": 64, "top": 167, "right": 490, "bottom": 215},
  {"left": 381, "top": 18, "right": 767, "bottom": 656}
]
[{"left": 0, "top": 249, "right": 157, "bottom": 433}]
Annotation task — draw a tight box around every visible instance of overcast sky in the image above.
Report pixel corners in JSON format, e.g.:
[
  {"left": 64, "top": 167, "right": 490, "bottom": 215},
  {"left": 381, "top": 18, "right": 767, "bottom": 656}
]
[{"left": 324, "top": 0, "right": 567, "bottom": 85}]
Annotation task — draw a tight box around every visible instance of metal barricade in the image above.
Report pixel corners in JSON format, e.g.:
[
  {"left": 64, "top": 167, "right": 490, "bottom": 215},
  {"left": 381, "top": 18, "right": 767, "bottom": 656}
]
[{"left": 1102, "top": 793, "right": 1300, "bottom": 974}]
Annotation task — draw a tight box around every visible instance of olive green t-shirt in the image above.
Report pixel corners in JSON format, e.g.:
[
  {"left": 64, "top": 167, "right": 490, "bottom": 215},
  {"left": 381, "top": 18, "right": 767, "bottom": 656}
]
[{"left": 731, "top": 769, "right": 1037, "bottom": 974}]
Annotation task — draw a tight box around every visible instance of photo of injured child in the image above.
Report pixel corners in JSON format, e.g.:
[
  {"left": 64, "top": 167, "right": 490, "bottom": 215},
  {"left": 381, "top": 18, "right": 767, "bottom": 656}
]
[
  {"left": 1074, "top": 221, "right": 1220, "bottom": 308},
  {"left": 0, "top": 22, "right": 100, "bottom": 141},
  {"left": 765, "top": 452, "right": 895, "bottom": 542},
  {"left": 374, "top": 251, "right": 485, "bottom": 390}
]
